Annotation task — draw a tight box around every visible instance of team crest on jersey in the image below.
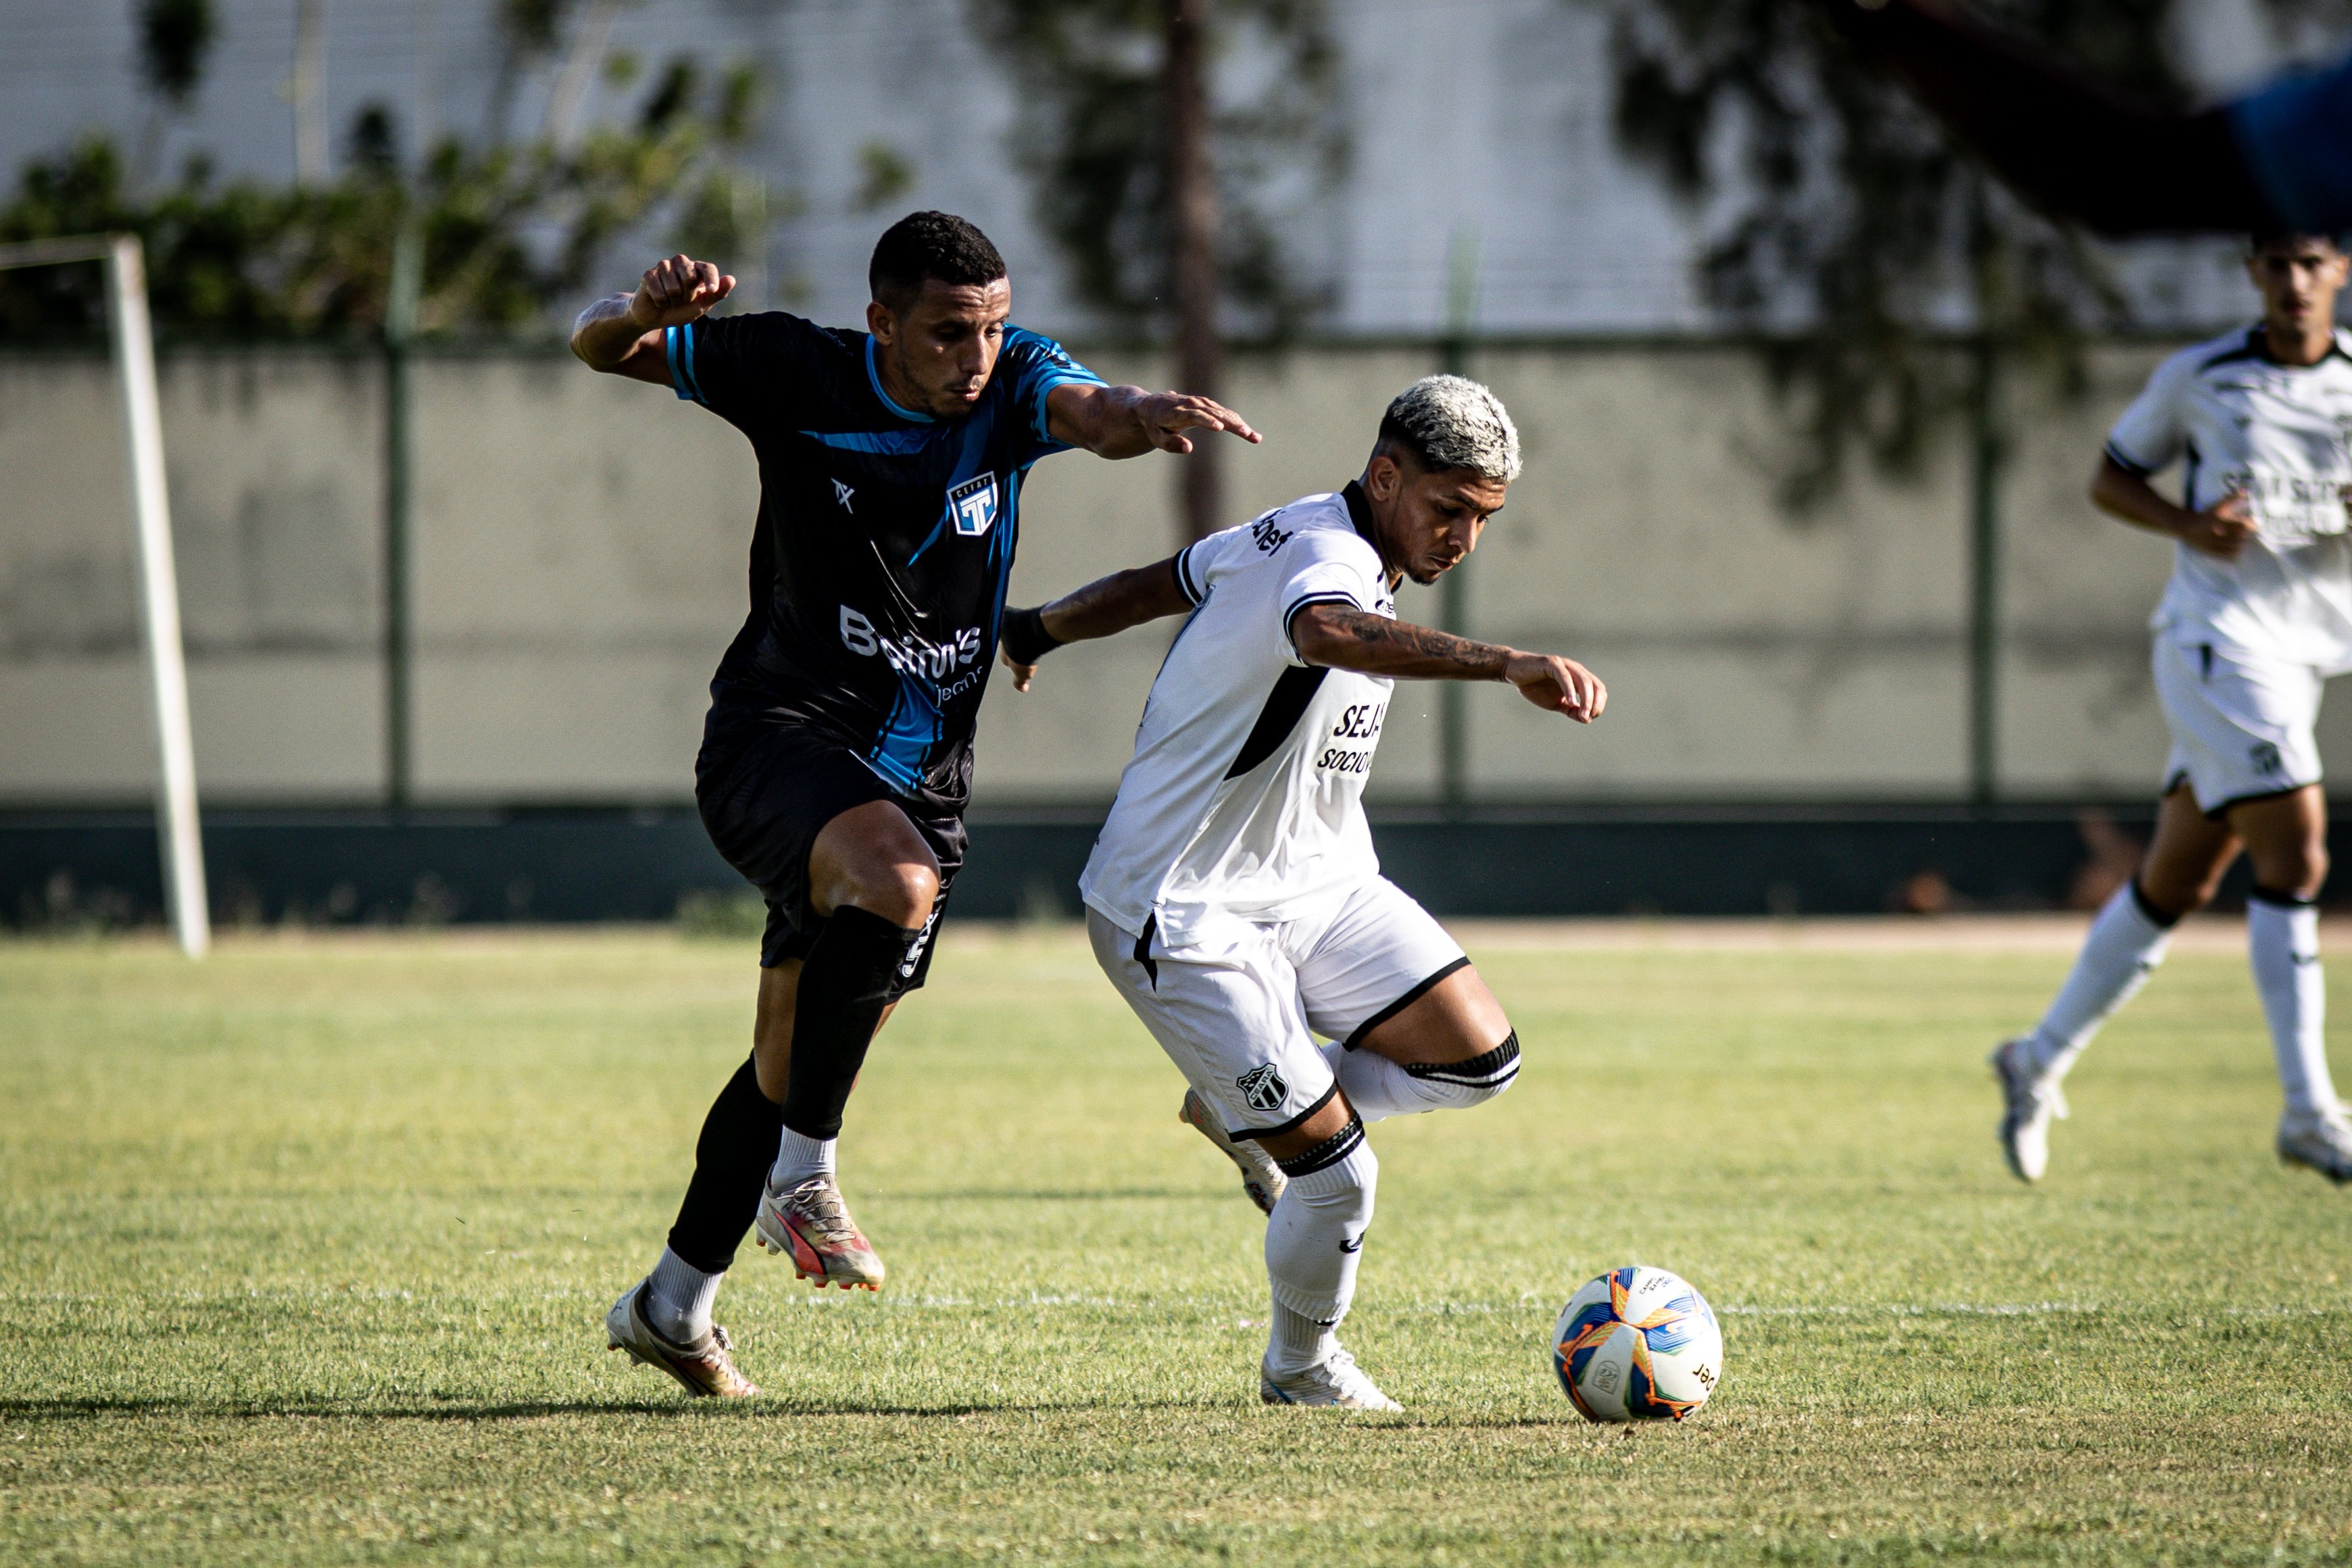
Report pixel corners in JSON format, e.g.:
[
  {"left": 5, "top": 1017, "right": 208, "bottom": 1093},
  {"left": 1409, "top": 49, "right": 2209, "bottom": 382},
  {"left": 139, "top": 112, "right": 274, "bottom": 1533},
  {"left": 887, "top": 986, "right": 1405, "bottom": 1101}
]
[
  {"left": 948, "top": 473, "right": 1000, "bottom": 537},
  {"left": 1237, "top": 1062, "right": 1288, "bottom": 1113}
]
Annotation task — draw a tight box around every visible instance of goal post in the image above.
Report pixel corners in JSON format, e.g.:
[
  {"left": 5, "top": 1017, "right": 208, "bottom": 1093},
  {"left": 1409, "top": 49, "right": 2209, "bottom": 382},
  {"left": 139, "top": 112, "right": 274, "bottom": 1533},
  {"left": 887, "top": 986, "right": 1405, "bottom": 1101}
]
[{"left": 0, "top": 234, "right": 210, "bottom": 957}]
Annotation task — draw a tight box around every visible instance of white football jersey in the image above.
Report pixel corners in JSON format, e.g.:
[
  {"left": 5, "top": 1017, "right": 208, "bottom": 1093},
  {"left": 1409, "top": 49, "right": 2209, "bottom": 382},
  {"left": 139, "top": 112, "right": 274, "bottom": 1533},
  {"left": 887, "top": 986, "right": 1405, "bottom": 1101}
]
[
  {"left": 1079, "top": 485, "right": 1398, "bottom": 945},
  {"left": 2106, "top": 324, "right": 2352, "bottom": 668}
]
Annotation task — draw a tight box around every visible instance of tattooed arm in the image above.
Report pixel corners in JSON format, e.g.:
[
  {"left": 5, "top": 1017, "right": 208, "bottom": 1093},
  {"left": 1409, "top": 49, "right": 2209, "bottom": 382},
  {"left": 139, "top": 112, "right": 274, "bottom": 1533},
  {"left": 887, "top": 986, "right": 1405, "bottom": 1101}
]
[
  {"left": 998, "top": 556, "right": 1196, "bottom": 692},
  {"left": 1290, "top": 605, "right": 1607, "bottom": 723}
]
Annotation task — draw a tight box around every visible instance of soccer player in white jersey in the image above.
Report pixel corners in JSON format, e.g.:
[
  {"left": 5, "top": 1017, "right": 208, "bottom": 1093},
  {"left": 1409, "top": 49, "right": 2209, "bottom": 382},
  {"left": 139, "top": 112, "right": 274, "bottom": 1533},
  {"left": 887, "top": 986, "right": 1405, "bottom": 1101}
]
[
  {"left": 996, "top": 376, "right": 1607, "bottom": 1408},
  {"left": 1992, "top": 232, "right": 2352, "bottom": 1186}
]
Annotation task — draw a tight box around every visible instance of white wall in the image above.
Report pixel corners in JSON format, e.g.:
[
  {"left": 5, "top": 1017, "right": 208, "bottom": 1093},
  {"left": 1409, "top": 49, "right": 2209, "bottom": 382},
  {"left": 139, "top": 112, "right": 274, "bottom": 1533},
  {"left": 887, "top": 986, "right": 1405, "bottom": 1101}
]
[
  {"left": 0, "top": 0, "right": 2270, "bottom": 338},
  {"left": 5, "top": 339, "right": 2307, "bottom": 810}
]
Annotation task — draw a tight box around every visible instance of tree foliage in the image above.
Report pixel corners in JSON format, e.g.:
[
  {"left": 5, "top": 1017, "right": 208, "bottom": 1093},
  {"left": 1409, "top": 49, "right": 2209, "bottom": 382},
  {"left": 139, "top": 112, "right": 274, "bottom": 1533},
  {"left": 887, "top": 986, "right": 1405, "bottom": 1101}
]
[
  {"left": 973, "top": 0, "right": 1344, "bottom": 338},
  {"left": 0, "top": 50, "right": 766, "bottom": 342},
  {"left": 1603, "top": 0, "right": 2339, "bottom": 506},
  {"left": 138, "top": 0, "right": 216, "bottom": 106}
]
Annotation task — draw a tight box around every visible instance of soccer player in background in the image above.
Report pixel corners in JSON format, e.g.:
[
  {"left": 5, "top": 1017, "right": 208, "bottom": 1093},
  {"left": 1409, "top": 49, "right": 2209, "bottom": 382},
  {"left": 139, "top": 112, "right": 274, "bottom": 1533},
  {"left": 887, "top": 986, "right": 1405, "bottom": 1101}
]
[
  {"left": 570, "top": 212, "right": 1260, "bottom": 1397},
  {"left": 1000, "top": 377, "right": 1607, "bottom": 1408},
  {"left": 1816, "top": 0, "right": 2352, "bottom": 237},
  {"left": 1992, "top": 233, "right": 2352, "bottom": 1186}
]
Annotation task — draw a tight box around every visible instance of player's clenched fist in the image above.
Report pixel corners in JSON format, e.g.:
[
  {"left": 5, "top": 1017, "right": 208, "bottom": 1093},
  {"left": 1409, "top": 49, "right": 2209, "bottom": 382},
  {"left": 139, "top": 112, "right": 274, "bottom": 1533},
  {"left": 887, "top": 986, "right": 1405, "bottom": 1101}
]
[
  {"left": 1506, "top": 652, "right": 1607, "bottom": 723},
  {"left": 629, "top": 254, "right": 735, "bottom": 330},
  {"left": 2176, "top": 490, "right": 2257, "bottom": 561}
]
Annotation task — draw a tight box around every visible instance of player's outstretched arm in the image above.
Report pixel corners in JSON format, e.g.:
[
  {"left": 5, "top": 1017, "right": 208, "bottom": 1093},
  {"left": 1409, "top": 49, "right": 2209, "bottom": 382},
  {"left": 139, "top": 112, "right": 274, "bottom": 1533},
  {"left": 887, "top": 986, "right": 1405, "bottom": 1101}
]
[
  {"left": 2089, "top": 456, "right": 2256, "bottom": 560},
  {"left": 1813, "top": 0, "right": 2269, "bottom": 235},
  {"left": 1044, "top": 383, "right": 1263, "bottom": 460},
  {"left": 570, "top": 255, "right": 737, "bottom": 386},
  {"left": 998, "top": 556, "right": 1196, "bottom": 692},
  {"left": 1291, "top": 605, "right": 1607, "bottom": 724}
]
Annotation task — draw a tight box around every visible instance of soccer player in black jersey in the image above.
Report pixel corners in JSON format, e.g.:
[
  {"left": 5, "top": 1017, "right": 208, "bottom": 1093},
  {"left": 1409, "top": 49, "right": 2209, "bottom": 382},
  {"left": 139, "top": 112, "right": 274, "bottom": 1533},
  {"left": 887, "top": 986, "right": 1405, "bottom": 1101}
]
[{"left": 572, "top": 212, "right": 1260, "bottom": 1397}]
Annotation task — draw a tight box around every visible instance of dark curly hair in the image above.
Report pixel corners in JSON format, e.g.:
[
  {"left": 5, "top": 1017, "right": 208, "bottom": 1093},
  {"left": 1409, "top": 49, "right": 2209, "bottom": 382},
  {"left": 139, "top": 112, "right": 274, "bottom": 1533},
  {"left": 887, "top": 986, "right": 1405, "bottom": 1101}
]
[{"left": 868, "top": 211, "right": 1008, "bottom": 313}]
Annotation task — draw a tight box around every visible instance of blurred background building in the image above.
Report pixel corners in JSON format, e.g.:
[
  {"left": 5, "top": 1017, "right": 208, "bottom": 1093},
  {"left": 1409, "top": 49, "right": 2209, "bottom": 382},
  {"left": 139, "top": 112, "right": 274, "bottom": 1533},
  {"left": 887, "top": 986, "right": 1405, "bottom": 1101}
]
[{"left": 5, "top": 0, "right": 2350, "bottom": 924}]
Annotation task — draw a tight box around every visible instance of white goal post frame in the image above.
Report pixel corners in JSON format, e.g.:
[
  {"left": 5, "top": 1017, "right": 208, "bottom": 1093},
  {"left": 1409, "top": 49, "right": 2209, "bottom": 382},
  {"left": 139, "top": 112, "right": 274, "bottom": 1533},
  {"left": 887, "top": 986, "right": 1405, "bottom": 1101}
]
[{"left": 0, "top": 234, "right": 210, "bottom": 957}]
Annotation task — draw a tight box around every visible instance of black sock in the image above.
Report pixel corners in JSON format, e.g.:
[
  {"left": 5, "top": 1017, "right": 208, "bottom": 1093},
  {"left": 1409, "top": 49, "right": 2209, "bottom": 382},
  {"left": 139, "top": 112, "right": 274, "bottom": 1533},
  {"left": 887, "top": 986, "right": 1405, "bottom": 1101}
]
[
  {"left": 781, "top": 906, "right": 923, "bottom": 1142},
  {"left": 664, "top": 1054, "right": 783, "bottom": 1274}
]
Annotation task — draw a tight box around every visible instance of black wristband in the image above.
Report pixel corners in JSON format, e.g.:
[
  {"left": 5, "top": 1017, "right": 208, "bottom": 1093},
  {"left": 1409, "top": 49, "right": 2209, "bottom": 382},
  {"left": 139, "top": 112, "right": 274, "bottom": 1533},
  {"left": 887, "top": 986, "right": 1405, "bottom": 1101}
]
[{"left": 1000, "top": 605, "right": 1063, "bottom": 666}]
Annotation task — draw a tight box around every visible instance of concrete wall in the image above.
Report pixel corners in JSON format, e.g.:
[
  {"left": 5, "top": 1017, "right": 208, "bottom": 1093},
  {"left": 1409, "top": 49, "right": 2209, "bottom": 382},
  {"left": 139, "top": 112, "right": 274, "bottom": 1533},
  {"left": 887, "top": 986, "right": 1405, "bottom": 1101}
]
[{"left": 7, "top": 338, "right": 2324, "bottom": 809}]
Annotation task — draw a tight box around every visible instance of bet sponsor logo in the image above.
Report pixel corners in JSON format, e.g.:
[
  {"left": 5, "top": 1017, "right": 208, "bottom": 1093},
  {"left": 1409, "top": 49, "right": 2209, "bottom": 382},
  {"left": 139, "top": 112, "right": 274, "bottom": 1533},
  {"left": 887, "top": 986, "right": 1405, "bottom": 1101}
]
[{"left": 838, "top": 606, "right": 985, "bottom": 686}]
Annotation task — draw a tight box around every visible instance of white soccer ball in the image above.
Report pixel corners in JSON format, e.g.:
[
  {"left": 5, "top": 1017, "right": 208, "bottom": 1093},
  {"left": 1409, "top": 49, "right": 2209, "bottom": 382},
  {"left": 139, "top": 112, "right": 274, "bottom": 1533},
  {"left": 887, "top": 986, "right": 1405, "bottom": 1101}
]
[{"left": 1551, "top": 1265, "right": 1723, "bottom": 1423}]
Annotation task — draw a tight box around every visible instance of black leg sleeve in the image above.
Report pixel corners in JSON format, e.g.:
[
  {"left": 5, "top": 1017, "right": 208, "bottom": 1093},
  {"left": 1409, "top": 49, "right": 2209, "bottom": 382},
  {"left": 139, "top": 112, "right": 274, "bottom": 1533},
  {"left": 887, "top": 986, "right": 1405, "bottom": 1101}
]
[
  {"left": 781, "top": 906, "right": 925, "bottom": 1142},
  {"left": 664, "top": 1054, "right": 784, "bottom": 1274}
]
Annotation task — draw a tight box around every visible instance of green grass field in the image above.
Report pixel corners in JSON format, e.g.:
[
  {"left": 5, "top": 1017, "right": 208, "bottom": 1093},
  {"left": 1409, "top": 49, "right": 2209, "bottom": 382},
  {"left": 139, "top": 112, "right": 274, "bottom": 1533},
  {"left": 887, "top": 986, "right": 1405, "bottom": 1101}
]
[{"left": 4, "top": 921, "right": 2351, "bottom": 1565}]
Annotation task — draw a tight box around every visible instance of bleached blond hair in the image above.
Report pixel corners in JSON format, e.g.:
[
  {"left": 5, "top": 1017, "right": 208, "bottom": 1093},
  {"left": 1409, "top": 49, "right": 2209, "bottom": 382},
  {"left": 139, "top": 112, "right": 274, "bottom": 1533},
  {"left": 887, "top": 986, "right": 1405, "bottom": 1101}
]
[{"left": 1376, "top": 374, "right": 1521, "bottom": 483}]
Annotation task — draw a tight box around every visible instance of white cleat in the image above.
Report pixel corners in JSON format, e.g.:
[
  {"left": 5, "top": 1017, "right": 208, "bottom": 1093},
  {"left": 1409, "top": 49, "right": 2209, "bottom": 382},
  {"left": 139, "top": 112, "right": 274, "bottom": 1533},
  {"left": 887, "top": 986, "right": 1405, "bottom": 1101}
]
[
  {"left": 1259, "top": 1348, "right": 1401, "bottom": 1411},
  {"left": 1990, "top": 1037, "right": 2067, "bottom": 1183},
  {"left": 1179, "top": 1087, "right": 1286, "bottom": 1215},
  {"left": 2278, "top": 1106, "right": 2352, "bottom": 1183},
  {"left": 603, "top": 1280, "right": 758, "bottom": 1398}
]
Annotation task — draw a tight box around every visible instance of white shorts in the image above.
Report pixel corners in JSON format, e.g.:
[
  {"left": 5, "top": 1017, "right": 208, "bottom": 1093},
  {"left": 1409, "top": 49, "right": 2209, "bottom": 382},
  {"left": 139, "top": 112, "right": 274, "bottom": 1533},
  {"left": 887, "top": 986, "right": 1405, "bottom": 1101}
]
[
  {"left": 2153, "top": 637, "right": 2325, "bottom": 814},
  {"left": 1086, "top": 877, "right": 1468, "bottom": 1143}
]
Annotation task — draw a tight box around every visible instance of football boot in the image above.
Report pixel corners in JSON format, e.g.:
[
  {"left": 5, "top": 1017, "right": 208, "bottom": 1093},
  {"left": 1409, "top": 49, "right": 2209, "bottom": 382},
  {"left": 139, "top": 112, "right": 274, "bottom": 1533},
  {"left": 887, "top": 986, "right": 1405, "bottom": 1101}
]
[
  {"left": 604, "top": 1281, "right": 758, "bottom": 1398},
  {"left": 1260, "top": 1347, "right": 1401, "bottom": 1411},
  {"left": 2278, "top": 1104, "right": 2352, "bottom": 1183},
  {"left": 1990, "top": 1036, "right": 2067, "bottom": 1183},
  {"left": 755, "top": 1175, "right": 886, "bottom": 1290},
  {"left": 1179, "top": 1087, "right": 1287, "bottom": 1215}
]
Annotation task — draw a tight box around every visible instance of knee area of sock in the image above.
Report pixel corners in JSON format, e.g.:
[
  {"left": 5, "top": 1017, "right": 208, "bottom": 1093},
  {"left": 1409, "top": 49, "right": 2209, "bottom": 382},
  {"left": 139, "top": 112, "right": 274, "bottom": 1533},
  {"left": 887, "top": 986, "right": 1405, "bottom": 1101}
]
[
  {"left": 1401, "top": 1030, "right": 1521, "bottom": 1109},
  {"left": 2251, "top": 881, "right": 2324, "bottom": 919},
  {"left": 1276, "top": 1124, "right": 1376, "bottom": 1210}
]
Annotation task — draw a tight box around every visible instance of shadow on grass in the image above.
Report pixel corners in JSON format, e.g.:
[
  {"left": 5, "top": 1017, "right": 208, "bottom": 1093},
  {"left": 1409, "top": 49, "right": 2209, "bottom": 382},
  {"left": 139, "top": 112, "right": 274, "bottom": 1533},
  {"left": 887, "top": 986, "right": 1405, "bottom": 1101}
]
[
  {"left": 875, "top": 1187, "right": 1225, "bottom": 1203},
  {"left": 0, "top": 1393, "right": 1232, "bottom": 1422}
]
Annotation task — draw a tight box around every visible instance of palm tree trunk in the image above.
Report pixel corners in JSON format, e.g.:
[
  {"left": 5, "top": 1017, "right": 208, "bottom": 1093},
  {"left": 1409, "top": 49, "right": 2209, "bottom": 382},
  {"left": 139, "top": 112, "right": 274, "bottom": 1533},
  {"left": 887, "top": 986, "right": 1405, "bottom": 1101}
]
[
  {"left": 292, "top": 0, "right": 327, "bottom": 187},
  {"left": 1163, "top": 0, "right": 1221, "bottom": 543}
]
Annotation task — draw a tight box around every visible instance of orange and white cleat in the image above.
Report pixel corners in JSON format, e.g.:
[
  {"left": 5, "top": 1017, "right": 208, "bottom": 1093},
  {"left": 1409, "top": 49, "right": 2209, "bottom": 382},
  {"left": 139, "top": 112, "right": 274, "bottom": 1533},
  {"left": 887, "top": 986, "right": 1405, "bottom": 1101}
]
[
  {"left": 754, "top": 1175, "right": 887, "bottom": 1290},
  {"left": 604, "top": 1281, "right": 759, "bottom": 1398}
]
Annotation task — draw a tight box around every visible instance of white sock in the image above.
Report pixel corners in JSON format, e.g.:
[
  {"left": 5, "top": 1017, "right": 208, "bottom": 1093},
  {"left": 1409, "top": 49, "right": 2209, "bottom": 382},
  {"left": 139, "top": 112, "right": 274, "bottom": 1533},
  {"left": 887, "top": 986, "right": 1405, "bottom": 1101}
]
[
  {"left": 770, "top": 1126, "right": 836, "bottom": 1190},
  {"left": 645, "top": 1247, "right": 722, "bottom": 1345},
  {"left": 2249, "top": 890, "right": 2338, "bottom": 1121},
  {"left": 1263, "top": 1131, "right": 1376, "bottom": 1376},
  {"left": 1320, "top": 1037, "right": 1519, "bottom": 1121},
  {"left": 2023, "top": 881, "right": 2174, "bottom": 1079},
  {"left": 1321, "top": 1042, "right": 1413, "bottom": 1122},
  {"left": 1269, "top": 1298, "right": 1335, "bottom": 1371}
]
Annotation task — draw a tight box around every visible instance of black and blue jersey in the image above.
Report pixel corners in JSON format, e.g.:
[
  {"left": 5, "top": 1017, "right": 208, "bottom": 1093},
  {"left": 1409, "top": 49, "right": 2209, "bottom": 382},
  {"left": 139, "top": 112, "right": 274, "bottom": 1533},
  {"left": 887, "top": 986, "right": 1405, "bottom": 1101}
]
[{"left": 666, "top": 312, "right": 1104, "bottom": 812}]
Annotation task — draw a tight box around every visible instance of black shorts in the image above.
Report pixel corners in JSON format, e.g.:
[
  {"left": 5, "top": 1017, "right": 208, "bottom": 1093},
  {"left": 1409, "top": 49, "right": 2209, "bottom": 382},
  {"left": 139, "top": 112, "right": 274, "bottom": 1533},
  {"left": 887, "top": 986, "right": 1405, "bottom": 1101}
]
[{"left": 694, "top": 706, "right": 964, "bottom": 996}]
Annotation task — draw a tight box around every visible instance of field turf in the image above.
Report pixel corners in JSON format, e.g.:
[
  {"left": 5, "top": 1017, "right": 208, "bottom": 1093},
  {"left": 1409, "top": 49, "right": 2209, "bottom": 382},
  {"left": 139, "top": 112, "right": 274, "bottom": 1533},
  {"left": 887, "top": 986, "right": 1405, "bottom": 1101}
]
[{"left": 3, "top": 920, "right": 2351, "bottom": 1565}]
